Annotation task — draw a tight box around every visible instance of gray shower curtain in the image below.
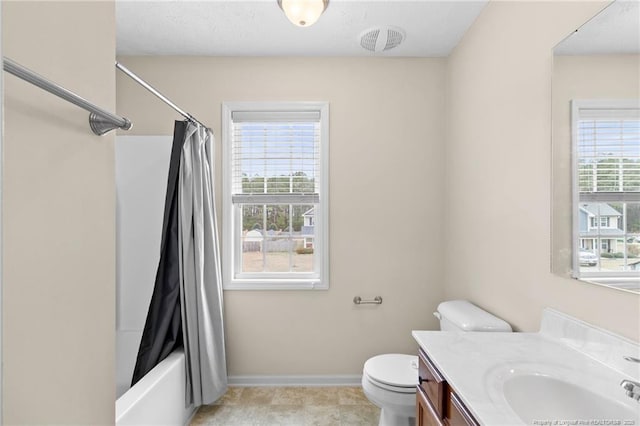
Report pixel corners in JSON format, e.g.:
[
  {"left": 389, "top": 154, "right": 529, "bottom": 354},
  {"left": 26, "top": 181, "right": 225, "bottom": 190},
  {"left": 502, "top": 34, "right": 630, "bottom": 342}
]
[
  {"left": 178, "top": 122, "right": 227, "bottom": 405},
  {"left": 131, "top": 120, "right": 227, "bottom": 407}
]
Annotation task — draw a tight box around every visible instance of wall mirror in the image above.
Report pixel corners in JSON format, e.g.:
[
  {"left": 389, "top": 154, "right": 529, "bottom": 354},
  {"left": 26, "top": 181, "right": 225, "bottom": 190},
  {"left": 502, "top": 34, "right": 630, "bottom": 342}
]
[{"left": 552, "top": 0, "right": 640, "bottom": 294}]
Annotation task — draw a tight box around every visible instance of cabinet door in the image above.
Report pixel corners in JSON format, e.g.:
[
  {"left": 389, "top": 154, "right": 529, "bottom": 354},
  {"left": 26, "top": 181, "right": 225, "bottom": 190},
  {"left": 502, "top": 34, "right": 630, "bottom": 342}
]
[
  {"left": 417, "top": 385, "right": 444, "bottom": 426},
  {"left": 418, "top": 348, "right": 445, "bottom": 417},
  {"left": 444, "top": 389, "right": 479, "bottom": 426}
]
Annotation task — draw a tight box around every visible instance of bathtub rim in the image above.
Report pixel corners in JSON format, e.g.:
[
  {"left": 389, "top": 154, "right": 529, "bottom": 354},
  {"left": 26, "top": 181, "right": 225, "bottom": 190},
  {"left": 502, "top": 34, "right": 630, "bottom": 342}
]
[{"left": 115, "top": 348, "right": 190, "bottom": 422}]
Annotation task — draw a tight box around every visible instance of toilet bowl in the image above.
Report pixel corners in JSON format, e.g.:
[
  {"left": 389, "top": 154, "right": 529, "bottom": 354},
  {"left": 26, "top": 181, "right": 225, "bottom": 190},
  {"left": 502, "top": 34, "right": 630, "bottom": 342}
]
[
  {"left": 361, "top": 300, "right": 512, "bottom": 426},
  {"left": 362, "top": 354, "right": 417, "bottom": 426}
]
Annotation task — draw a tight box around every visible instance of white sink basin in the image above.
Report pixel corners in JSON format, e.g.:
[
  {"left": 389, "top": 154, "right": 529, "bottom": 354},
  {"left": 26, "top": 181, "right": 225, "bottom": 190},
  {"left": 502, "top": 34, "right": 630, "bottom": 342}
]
[{"left": 504, "top": 374, "right": 638, "bottom": 424}]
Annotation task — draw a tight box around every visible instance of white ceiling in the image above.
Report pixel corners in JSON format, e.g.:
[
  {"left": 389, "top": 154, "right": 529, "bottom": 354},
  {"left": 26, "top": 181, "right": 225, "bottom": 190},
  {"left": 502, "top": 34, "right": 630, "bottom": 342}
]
[
  {"left": 554, "top": 0, "right": 640, "bottom": 55},
  {"left": 116, "top": 0, "right": 488, "bottom": 57}
]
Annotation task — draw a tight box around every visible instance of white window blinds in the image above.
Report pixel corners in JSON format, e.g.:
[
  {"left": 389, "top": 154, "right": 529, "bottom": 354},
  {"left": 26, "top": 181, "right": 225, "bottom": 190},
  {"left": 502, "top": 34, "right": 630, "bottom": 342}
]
[
  {"left": 231, "top": 111, "right": 321, "bottom": 205},
  {"left": 575, "top": 104, "right": 640, "bottom": 201}
]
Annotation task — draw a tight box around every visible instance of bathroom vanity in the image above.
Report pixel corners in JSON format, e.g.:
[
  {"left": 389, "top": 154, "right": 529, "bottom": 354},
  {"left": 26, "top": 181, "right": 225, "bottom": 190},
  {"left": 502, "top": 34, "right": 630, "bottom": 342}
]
[{"left": 413, "top": 308, "right": 640, "bottom": 425}]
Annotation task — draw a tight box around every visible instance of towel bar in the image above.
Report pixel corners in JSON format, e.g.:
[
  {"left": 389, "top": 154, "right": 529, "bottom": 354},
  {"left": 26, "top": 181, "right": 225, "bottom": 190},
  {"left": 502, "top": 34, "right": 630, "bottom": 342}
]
[{"left": 353, "top": 296, "right": 383, "bottom": 305}]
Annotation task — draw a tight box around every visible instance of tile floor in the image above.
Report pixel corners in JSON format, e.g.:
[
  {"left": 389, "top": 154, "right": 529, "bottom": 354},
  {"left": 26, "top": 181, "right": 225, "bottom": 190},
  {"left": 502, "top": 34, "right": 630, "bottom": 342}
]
[{"left": 190, "top": 386, "right": 381, "bottom": 426}]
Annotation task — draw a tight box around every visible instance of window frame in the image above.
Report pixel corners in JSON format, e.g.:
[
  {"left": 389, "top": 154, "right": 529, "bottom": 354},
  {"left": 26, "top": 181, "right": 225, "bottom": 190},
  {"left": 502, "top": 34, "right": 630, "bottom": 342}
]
[
  {"left": 221, "top": 101, "right": 329, "bottom": 290},
  {"left": 571, "top": 99, "right": 640, "bottom": 280}
]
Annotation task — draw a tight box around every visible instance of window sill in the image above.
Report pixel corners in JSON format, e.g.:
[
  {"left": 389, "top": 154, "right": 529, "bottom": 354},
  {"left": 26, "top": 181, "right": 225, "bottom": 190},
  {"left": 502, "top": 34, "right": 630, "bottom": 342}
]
[
  {"left": 578, "top": 276, "right": 640, "bottom": 293},
  {"left": 223, "top": 280, "right": 328, "bottom": 291}
]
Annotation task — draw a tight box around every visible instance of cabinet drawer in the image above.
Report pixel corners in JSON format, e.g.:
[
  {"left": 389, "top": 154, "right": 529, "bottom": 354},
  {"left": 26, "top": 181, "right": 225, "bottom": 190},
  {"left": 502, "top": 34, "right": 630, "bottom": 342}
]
[{"left": 418, "top": 347, "right": 444, "bottom": 418}]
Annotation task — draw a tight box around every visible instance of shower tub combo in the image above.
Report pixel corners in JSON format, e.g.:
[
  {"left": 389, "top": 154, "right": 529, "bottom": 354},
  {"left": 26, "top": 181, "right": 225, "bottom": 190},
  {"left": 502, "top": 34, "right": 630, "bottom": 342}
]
[{"left": 115, "top": 136, "right": 196, "bottom": 425}]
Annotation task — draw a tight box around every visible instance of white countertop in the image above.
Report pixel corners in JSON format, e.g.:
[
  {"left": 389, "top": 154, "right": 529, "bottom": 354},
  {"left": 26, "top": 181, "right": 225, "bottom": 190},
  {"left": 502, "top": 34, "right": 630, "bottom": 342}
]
[{"left": 412, "top": 308, "right": 640, "bottom": 425}]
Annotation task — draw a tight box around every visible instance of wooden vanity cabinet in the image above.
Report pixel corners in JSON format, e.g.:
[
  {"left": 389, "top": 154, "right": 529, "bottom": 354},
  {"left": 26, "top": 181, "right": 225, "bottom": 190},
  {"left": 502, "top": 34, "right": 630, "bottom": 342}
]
[{"left": 416, "top": 348, "right": 479, "bottom": 426}]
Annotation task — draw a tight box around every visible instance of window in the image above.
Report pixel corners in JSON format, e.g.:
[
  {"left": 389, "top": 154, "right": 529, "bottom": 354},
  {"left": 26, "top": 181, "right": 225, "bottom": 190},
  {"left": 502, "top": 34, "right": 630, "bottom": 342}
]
[
  {"left": 590, "top": 216, "right": 611, "bottom": 228},
  {"left": 222, "top": 102, "right": 329, "bottom": 290},
  {"left": 572, "top": 100, "right": 640, "bottom": 278}
]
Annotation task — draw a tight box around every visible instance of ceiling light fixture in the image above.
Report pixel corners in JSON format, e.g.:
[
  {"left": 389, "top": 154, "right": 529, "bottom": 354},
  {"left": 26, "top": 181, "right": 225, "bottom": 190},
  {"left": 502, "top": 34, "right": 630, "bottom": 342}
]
[{"left": 277, "top": 0, "right": 329, "bottom": 27}]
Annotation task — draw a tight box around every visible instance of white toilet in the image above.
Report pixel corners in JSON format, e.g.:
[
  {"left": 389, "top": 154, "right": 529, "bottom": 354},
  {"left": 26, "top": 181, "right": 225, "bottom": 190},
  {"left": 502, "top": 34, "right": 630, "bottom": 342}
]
[{"left": 361, "top": 300, "right": 512, "bottom": 426}]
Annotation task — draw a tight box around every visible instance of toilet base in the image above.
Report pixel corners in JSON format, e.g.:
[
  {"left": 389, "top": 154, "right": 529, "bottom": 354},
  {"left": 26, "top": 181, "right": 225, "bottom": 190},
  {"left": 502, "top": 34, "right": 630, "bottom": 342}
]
[
  {"left": 362, "top": 375, "right": 416, "bottom": 426},
  {"left": 379, "top": 408, "right": 415, "bottom": 426}
]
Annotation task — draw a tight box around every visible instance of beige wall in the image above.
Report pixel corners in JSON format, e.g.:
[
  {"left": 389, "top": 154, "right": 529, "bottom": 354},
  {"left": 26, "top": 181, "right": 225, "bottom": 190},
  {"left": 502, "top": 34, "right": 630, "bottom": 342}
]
[
  {"left": 552, "top": 55, "right": 640, "bottom": 277},
  {"left": 116, "top": 57, "right": 446, "bottom": 375},
  {"left": 445, "top": 1, "right": 640, "bottom": 341},
  {"left": 3, "top": 2, "right": 116, "bottom": 424}
]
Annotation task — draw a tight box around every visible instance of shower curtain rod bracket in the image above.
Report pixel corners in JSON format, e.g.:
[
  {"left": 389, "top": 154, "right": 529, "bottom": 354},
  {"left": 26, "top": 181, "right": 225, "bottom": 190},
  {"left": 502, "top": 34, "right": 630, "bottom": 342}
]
[{"left": 89, "top": 112, "right": 132, "bottom": 136}]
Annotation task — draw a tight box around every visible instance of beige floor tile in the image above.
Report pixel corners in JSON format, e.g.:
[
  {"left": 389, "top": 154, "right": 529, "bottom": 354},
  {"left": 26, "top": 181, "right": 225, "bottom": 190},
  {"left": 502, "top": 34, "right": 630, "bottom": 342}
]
[
  {"left": 215, "top": 405, "right": 265, "bottom": 426},
  {"left": 239, "top": 387, "right": 275, "bottom": 405},
  {"left": 272, "top": 387, "right": 305, "bottom": 405},
  {"left": 257, "top": 405, "right": 307, "bottom": 425},
  {"left": 339, "top": 405, "right": 380, "bottom": 425},
  {"left": 190, "top": 386, "right": 381, "bottom": 426},
  {"left": 302, "top": 387, "right": 341, "bottom": 406},
  {"left": 305, "top": 405, "right": 342, "bottom": 426},
  {"left": 337, "top": 387, "right": 372, "bottom": 406}
]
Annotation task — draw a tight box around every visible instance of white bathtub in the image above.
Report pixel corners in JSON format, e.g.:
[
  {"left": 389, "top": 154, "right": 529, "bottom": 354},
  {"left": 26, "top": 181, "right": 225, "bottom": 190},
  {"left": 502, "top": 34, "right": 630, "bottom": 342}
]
[{"left": 116, "top": 344, "right": 196, "bottom": 425}]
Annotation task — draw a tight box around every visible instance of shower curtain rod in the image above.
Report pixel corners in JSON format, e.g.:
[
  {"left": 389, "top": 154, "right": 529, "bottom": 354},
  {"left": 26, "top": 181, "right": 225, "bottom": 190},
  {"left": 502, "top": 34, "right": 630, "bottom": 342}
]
[
  {"left": 115, "top": 62, "right": 209, "bottom": 130},
  {"left": 2, "top": 57, "right": 132, "bottom": 136}
]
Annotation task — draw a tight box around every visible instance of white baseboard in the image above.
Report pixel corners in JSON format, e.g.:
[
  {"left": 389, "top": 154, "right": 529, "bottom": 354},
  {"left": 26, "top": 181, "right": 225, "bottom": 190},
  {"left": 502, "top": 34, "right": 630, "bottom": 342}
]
[{"left": 227, "top": 374, "right": 362, "bottom": 387}]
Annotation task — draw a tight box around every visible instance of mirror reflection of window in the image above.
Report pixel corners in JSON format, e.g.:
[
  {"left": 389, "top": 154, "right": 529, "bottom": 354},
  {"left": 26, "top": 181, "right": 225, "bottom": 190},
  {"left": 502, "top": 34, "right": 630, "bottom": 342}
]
[
  {"left": 572, "top": 101, "right": 640, "bottom": 279},
  {"left": 552, "top": 0, "right": 640, "bottom": 293}
]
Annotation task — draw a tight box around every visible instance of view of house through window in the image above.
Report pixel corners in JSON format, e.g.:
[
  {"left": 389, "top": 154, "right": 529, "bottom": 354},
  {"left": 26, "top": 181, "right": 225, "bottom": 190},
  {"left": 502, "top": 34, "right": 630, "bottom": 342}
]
[
  {"left": 578, "top": 202, "right": 640, "bottom": 273},
  {"left": 222, "top": 102, "right": 329, "bottom": 289},
  {"left": 573, "top": 100, "right": 640, "bottom": 277}
]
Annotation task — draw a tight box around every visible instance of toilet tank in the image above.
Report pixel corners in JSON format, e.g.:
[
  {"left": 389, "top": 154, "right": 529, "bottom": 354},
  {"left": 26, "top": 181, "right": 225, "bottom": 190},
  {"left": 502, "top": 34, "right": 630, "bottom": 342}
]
[{"left": 435, "top": 300, "right": 512, "bottom": 332}]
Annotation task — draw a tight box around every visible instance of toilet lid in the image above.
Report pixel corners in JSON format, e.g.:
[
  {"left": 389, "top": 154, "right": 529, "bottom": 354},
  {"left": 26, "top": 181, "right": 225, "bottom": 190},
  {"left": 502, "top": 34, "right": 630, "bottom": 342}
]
[{"left": 363, "top": 354, "right": 418, "bottom": 388}]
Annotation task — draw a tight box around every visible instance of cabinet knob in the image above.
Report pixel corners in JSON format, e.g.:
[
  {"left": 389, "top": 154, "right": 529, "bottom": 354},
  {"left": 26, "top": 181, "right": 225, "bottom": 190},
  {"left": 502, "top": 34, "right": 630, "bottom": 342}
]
[{"left": 418, "top": 376, "right": 428, "bottom": 385}]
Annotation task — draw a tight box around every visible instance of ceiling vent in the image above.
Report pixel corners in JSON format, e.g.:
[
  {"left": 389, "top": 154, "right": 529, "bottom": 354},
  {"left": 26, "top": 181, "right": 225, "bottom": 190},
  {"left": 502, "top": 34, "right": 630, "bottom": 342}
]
[{"left": 359, "top": 26, "right": 405, "bottom": 53}]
